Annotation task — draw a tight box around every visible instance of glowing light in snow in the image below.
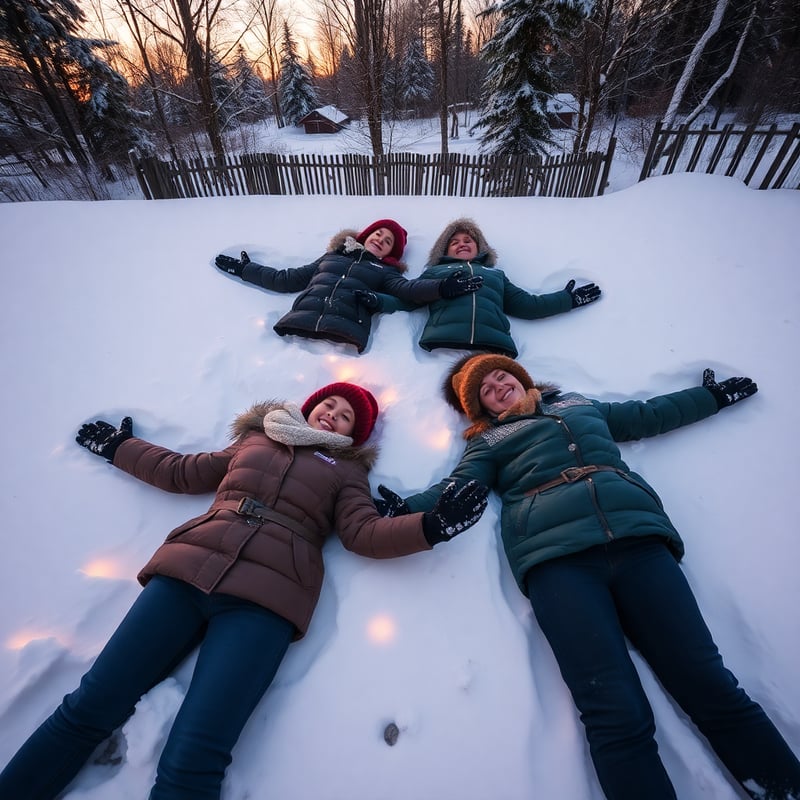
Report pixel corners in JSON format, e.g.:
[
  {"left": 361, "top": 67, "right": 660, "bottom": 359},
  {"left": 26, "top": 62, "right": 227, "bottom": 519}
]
[
  {"left": 7, "top": 630, "right": 67, "bottom": 650},
  {"left": 427, "top": 427, "right": 452, "bottom": 450},
  {"left": 79, "top": 558, "right": 128, "bottom": 580},
  {"left": 366, "top": 614, "right": 397, "bottom": 644}
]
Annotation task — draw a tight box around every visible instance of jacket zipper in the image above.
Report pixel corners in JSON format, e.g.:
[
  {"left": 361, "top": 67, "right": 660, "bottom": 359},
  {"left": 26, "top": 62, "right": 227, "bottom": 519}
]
[
  {"left": 316, "top": 252, "right": 361, "bottom": 334},
  {"left": 466, "top": 261, "right": 477, "bottom": 345},
  {"left": 555, "top": 416, "right": 615, "bottom": 541}
]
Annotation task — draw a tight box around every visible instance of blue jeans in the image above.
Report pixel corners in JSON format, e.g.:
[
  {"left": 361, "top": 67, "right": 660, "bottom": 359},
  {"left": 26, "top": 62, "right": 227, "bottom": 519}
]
[
  {"left": 0, "top": 576, "right": 294, "bottom": 800},
  {"left": 525, "top": 536, "right": 800, "bottom": 800}
]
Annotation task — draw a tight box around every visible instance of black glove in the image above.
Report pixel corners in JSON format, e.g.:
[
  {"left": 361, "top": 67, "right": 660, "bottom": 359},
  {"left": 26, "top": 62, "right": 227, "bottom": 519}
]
[
  {"left": 215, "top": 250, "right": 250, "bottom": 277},
  {"left": 374, "top": 484, "right": 410, "bottom": 517},
  {"left": 76, "top": 416, "right": 133, "bottom": 462},
  {"left": 422, "top": 479, "right": 489, "bottom": 546},
  {"left": 354, "top": 289, "right": 382, "bottom": 312},
  {"left": 440, "top": 270, "right": 484, "bottom": 299},
  {"left": 565, "top": 279, "right": 601, "bottom": 308},
  {"left": 702, "top": 368, "right": 758, "bottom": 409}
]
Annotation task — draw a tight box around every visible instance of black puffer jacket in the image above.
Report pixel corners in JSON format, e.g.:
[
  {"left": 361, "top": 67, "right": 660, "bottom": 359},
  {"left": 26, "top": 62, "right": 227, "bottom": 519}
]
[{"left": 241, "top": 230, "right": 442, "bottom": 352}]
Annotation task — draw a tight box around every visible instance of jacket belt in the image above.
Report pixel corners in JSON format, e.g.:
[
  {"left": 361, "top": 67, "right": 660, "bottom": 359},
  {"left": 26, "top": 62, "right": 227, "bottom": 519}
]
[
  {"left": 524, "top": 465, "right": 627, "bottom": 498},
  {"left": 216, "top": 498, "right": 324, "bottom": 549}
]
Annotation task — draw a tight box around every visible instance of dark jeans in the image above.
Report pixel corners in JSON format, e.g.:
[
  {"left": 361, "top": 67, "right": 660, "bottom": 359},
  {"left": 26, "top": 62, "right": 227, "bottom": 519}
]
[
  {"left": 0, "top": 576, "right": 294, "bottom": 800},
  {"left": 525, "top": 536, "right": 800, "bottom": 800}
]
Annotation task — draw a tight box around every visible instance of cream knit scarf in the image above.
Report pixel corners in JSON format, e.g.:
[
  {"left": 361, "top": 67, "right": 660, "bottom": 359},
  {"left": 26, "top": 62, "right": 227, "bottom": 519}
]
[{"left": 262, "top": 403, "right": 354, "bottom": 449}]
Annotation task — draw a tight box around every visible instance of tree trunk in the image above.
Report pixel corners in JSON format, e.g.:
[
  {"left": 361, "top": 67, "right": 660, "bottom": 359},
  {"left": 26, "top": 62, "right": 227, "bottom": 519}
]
[
  {"left": 437, "top": 0, "right": 450, "bottom": 159},
  {"left": 683, "top": 0, "right": 757, "bottom": 126},
  {"left": 175, "top": 0, "right": 225, "bottom": 158},
  {"left": 662, "top": 0, "right": 730, "bottom": 128},
  {"left": 5, "top": 6, "right": 91, "bottom": 167}
]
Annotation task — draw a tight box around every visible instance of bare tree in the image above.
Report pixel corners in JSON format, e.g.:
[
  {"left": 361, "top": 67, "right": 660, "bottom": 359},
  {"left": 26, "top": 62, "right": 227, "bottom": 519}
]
[
  {"left": 681, "top": 0, "right": 758, "bottom": 125},
  {"left": 464, "top": 0, "right": 498, "bottom": 50},
  {"left": 662, "top": 0, "right": 730, "bottom": 127},
  {"left": 434, "top": 0, "right": 459, "bottom": 157},
  {"left": 102, "top": 0, "right": 180, "bottom": 157},
  {"left": 112, "top": 0, "right": 232, "bottom": 158},
  {"left": 570, "top": 0, "right": 681, "bottom": 154},
  {"left": 246, "top": 0, "right": 286, "bottom": 126},
  {"left": 312, "top": 0, "right": 395, "bottom": 158}
]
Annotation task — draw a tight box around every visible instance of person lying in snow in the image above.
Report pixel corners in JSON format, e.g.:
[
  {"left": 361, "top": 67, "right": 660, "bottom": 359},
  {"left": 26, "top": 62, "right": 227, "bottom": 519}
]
[
  {"left": 0, "top": 381, "right": 488, "bottom": 800},
  {"left": 215, "top": 218, "right": 483, "bottom": 354},
  {"left": 375, "top": 353, "right": 800, "bottom": 800},
  {"left": 415, "top": 217, "right": 601, "bottom": 357}
]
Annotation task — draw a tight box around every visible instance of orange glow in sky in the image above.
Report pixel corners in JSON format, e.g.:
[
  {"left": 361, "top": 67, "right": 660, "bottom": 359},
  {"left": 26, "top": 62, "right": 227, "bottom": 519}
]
[{"left": 366, "top": 614, "right": 397, "bottom": 644}]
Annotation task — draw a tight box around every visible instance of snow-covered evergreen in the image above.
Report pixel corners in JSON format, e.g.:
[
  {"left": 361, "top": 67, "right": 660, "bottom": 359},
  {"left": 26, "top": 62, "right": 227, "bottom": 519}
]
[
  {"left": 228, "top": 47, "right": 271, "bottom": 124},
  {"left": 0, "top": 0, "right": 151, "bottom": 167},
  {"left": 278, "top": 22, "right": 319, "bottom": 126},
  {"left": 79, "top": 49, "right": 154, "bottom": 163},
  {"left": 472, "top": 0, "right": 591, "bottom": 155},
  {"left": 400, "top": 37, "right": 435, "bottom": 112}
]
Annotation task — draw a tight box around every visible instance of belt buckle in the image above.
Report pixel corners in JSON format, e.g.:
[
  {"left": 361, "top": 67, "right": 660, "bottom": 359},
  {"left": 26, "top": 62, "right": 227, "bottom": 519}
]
[
  {"left": 561, "top": 467, "right": 584, "bottom": 483},
  {"left": 237, "top": 497, "right": 256, "bottom": 516}
]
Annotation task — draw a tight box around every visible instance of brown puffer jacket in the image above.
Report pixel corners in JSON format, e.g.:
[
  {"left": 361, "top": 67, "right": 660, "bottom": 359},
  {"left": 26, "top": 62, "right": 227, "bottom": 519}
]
[{"left": 112, "top": 401, "right": 431, "bottom": 638}]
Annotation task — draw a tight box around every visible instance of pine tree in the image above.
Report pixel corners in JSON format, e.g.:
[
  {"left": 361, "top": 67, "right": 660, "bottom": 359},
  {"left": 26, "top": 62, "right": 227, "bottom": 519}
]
[
  {"left": 278, "top": 22, "right": 319, "bottom": 125},
  {"left": 400, "top": 36, "right": 435, "bottom": 113},
  {"left": 0, "top": 0, "right": 151, "bottom": 169},
  {"left": 78, "top": 56, "right": 154, "bottom": 166},
  {"left": 472, "top": 0, "right": 590, "bottom": 155},
  {"left": 229, "top": 46, "right": 271, "bottom": 124}
]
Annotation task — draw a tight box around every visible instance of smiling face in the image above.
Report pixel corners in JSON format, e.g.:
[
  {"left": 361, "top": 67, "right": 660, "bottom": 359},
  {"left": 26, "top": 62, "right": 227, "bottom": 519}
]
[
  {"left": 307, "top": 395, "right": 356, "bottom": 437},
  {"left": 363, "top": 228, "right": 395, "bottom": 259},
  {"left": 479, "top": 369, "right": 527, "bottom": 415},
  {"left": 447, "top": 231, "right": 479, "bottom": 261}
]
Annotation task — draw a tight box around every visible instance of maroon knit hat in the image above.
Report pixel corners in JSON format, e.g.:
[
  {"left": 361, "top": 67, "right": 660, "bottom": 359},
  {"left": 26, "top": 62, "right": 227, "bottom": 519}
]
[
  {"left": 301, "top": 382, "right": 379, "bottom": 446},
  {"left": 357, "top": 219, "right": 407, "bottom": 265}
]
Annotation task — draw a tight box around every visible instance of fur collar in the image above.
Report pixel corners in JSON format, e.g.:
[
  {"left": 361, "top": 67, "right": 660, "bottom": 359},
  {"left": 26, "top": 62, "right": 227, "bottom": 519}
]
[
  {"left": 327, "top": 229, "right": 408, "bottom": 273},
  {"left": 230, "top": 401, "right": 378, "bottom": 469}
]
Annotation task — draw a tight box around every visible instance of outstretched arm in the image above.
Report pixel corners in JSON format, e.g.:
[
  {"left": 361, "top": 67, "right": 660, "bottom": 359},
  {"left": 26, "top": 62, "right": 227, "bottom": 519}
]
[
  {"left": 215, "top": 249, "right": 320, "bottom": 293},
  {"left": 598, "top": 368, "right": 757, "bottom": 442},
  {"left": 503, "top": 276, "right": 600, "bottom": 320},
  {"left": 76, "top": 415, "right": 234, "bottom": 494}
]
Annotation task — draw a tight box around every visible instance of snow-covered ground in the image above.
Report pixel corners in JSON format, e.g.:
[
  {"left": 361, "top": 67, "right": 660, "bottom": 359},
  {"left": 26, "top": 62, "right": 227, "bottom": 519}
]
[{"left": 0, "top": 169, "right": 798, "bottom": 799}]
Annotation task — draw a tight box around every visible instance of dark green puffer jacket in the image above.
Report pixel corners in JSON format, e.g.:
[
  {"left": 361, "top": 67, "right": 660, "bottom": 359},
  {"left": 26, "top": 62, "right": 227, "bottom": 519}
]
[
  {"left": 404, "top": 385, "right": 720, "bottom": 593},
  {"left": 416, "top": 256, "right": 572, "bottom": 357}
]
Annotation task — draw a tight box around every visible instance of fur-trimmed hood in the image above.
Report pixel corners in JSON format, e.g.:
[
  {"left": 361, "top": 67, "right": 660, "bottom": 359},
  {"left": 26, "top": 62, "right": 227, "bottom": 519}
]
[
  {"left": 426, "top": 218, "right": 498, "bottom": 267},
  {"left": 230, "top": 401, "right": 378, "bottom": 468},
  {"left": 327, "top": 229, "right": 408, "bottom": 273}
]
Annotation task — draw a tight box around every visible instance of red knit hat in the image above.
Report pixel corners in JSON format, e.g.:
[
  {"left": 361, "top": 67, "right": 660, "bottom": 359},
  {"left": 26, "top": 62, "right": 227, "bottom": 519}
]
[
  {"left": 357, "top": 219, "right": 407, "bottom": 265},
  {"left": 301, "top": 382, "right": 379, "bottom": 446}
]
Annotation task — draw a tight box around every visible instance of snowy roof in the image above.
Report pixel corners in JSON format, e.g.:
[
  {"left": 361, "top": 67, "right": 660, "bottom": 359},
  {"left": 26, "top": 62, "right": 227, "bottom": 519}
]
[
  {"left": 302, "top": 105, "right": 349, "bottom": 124},
  {"left": 546, "top": 93, "right": 578, "bottom": 114}
]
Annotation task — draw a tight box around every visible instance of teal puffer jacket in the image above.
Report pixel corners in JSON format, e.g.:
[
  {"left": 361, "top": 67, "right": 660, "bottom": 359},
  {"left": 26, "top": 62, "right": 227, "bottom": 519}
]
[
  {"left": 416, "top": 255, "right": 572, "bottom": 357},
  {"left": 404, "top": 386, "right": 719, "bottom": 593}
]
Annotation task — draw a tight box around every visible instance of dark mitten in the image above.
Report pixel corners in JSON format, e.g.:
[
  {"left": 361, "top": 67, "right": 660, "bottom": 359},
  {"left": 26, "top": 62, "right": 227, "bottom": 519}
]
[
  {"left": 702, "top": 368, "right": 758, "bottom": 409},
  {"left": 374, "top": 484, "right": 410, "bottom": 517},
  {"left": 422, "top": 479, "right": 489, "bottom": 545},
  {"left": 76, "top": 416, "right": 133, "bottom": 462},
  {"left": 440, "top": 270, "right": 484, "bottom": 299},
  {"left": 565, "top": 279, "right": 601, "bottom": 308},
  {"left": 354, "top": 289, "right": 383, "bottom": 312},
  {"left": 215, "top": 250, "right": 250, "bottom": 277}
]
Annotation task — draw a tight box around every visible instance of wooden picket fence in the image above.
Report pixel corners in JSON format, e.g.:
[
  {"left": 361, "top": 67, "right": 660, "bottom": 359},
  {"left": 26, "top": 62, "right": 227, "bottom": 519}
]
[
  {"left": 640, "top": 121, "right": 800, "bottom": 189},
  {"left": 131, "top": 144, "right": 616, "bottom": 201}
]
